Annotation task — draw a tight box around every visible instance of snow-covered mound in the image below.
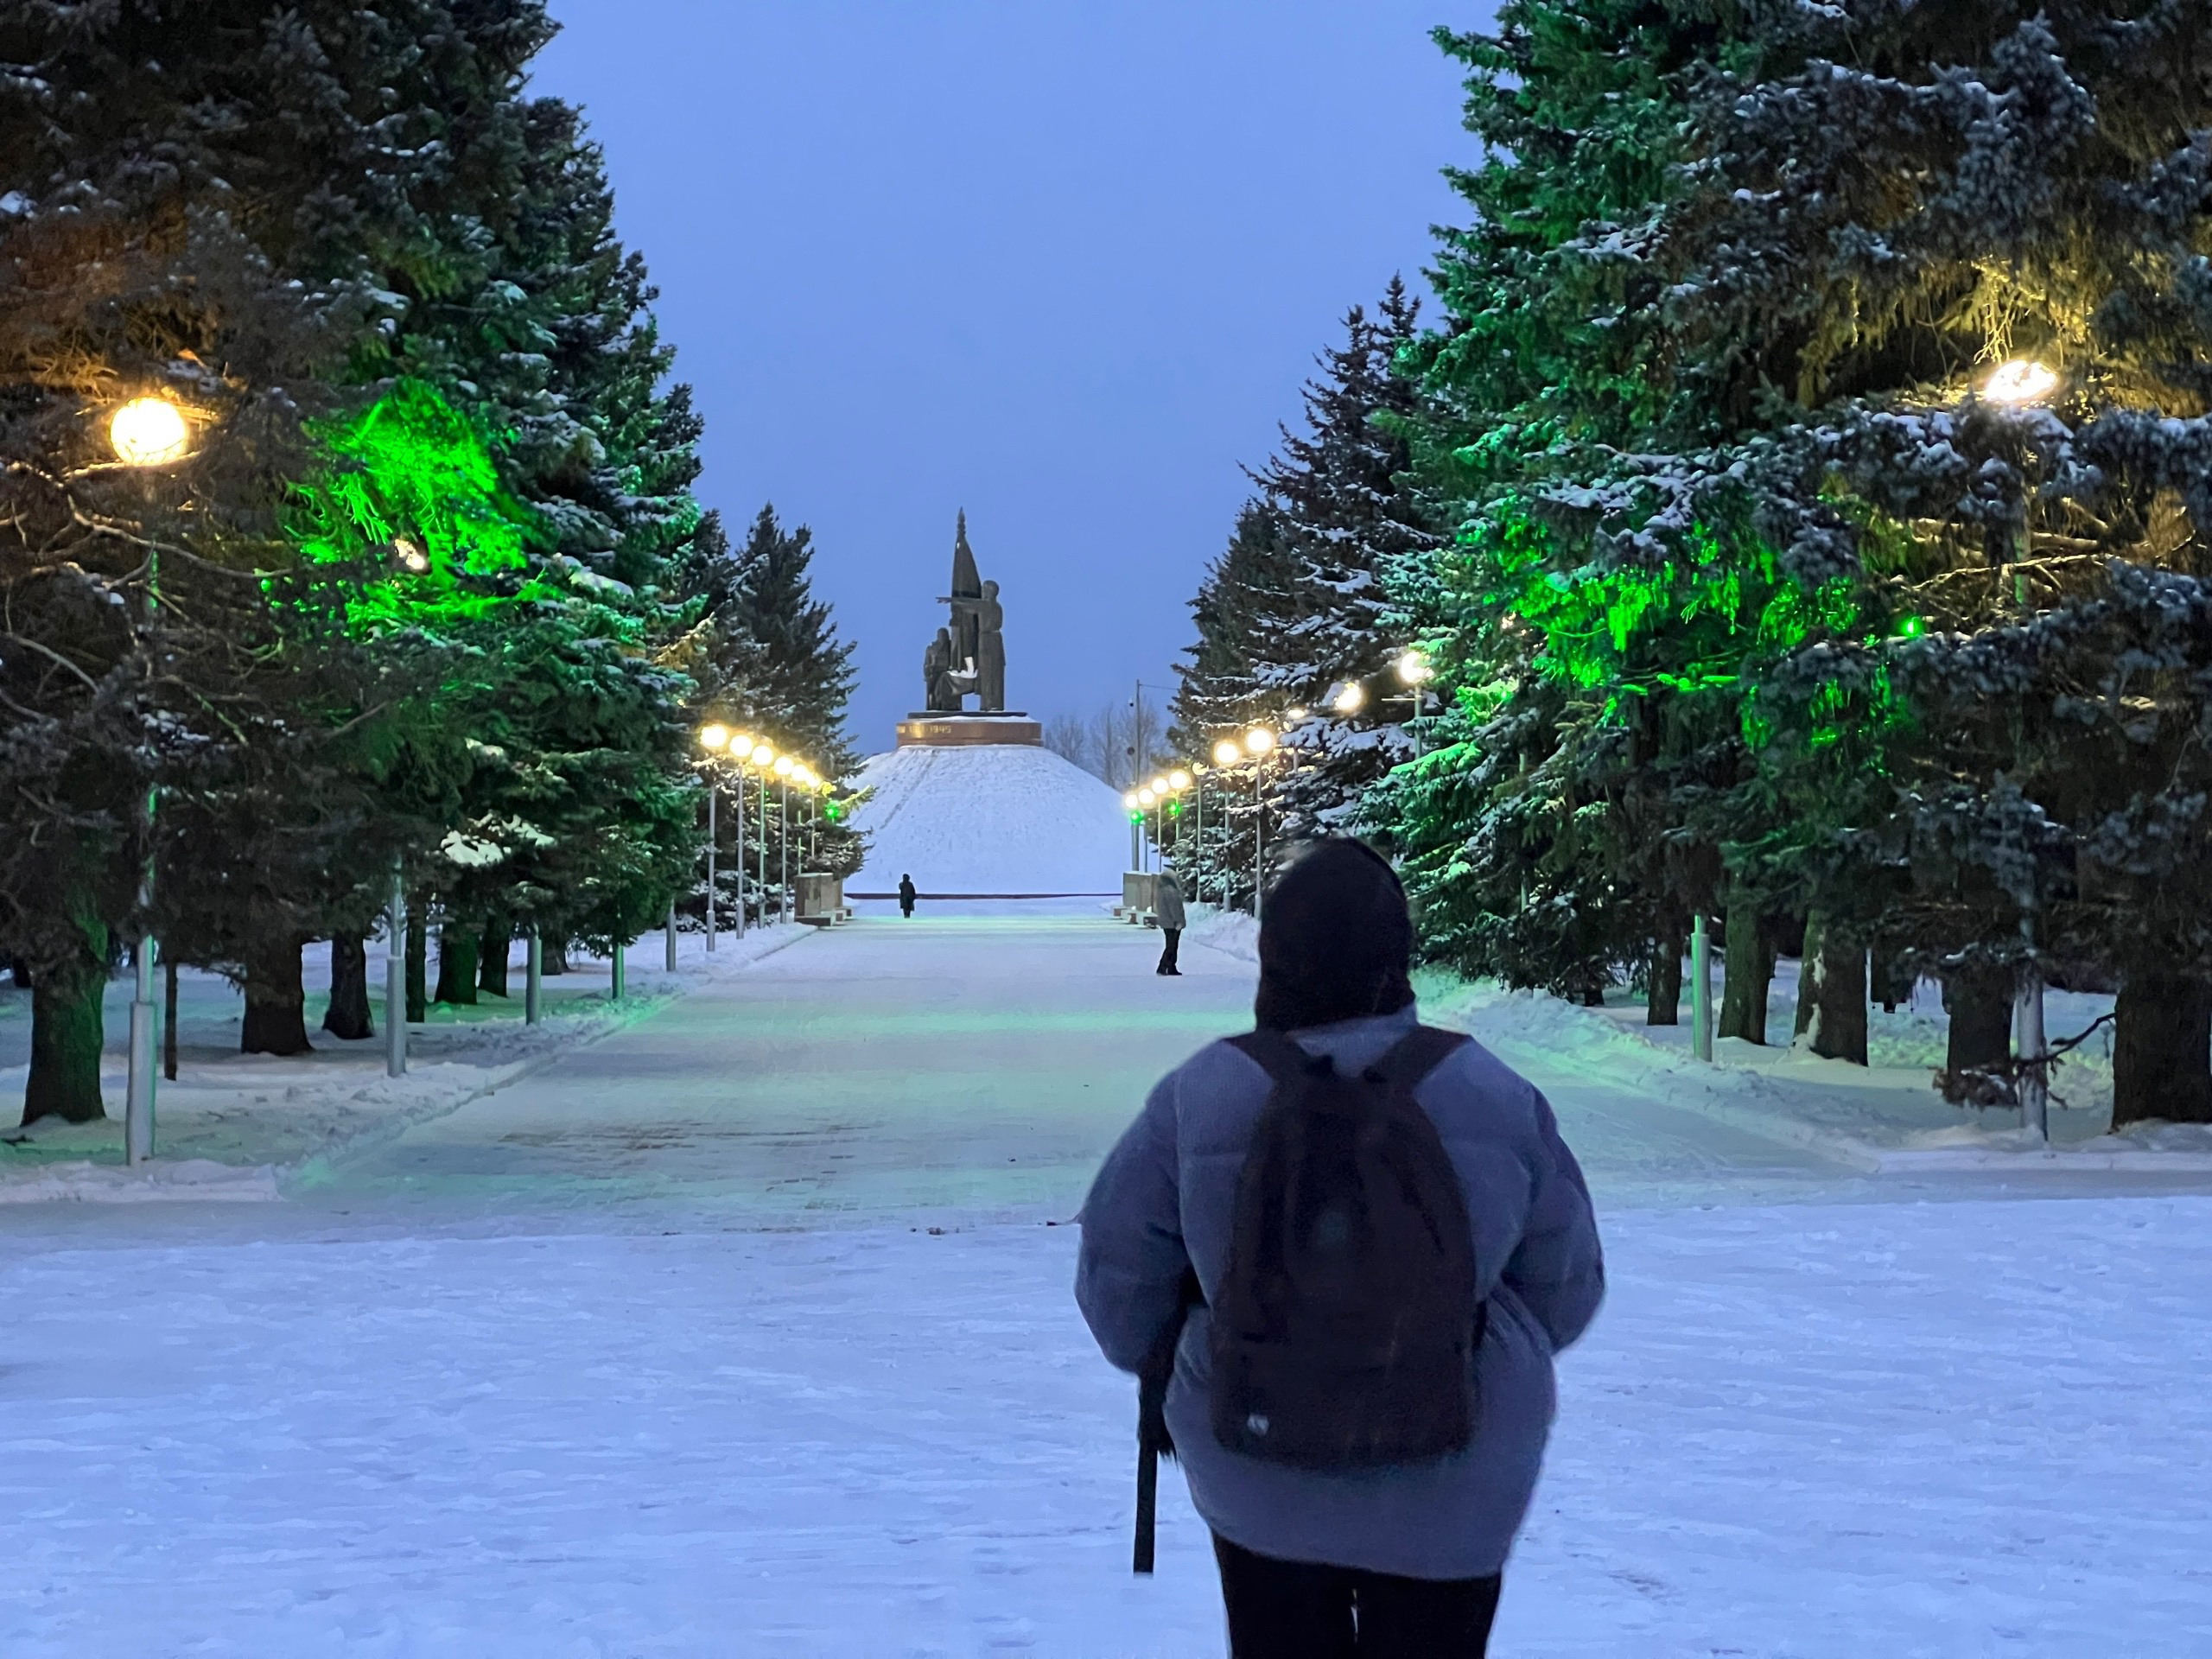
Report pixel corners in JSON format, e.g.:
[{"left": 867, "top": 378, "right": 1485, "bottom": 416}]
[{"left": 849, "top": 743, "right": 1129, "bottom": 896}]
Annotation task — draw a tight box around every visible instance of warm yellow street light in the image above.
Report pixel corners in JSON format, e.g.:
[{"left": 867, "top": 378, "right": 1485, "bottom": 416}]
[
  {"left": 1245, "top": 728, "right": 1275, "bottom": 755},
  {"left": 1123, "top": 791, "right": 1140, "bottom": 809},
  {"left": 1212, "top": 738, "right": 1241, "bottom": 766},
  {"left": 1395, "top": 649, "right": 1432, "bottom": 685},
  {"left": 1138, "top": 787, "right": 1156, "bottom": 805},
  {"left": 749, "top": 743, "right": 775, "bottom": 768},
  {"left": 1334, "top": 682, "right": 1366, "bottom": 714},
  {"left": 698, "top": 723, "right": 731, "bottom": 752},
  {"left": 110, "top": 397, "right": 192, "bottom": 467},
  {"left": 1150, "top": 774, "right": 1170, "bottom": 795},
  {"left": 395, "top": 537, "right": 429, "bottom": 573},
  {"left": 1169, "top": 768, "right": 1192, "bottom": 791},
  {"left": 772, "top": 754, "right": 795, "bottom": 779},
  {"left": 1983, "top": 359, "right": 2059, "bottom": 405}
]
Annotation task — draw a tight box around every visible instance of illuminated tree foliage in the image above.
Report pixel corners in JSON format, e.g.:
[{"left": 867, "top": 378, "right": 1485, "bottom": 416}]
[
  {"left": 1382, "top": 0, "right": 2212, "bottom": 1119},
  {"left": 1, "top": 1, "right": 758, "bottom": 1115}
]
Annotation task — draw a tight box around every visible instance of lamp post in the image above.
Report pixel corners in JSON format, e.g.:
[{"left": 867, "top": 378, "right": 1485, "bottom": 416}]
[
  {"left": 111, "top": 396, "right": 193, "bottom": 1163},
  {"left": 1244, "top": 728, "right": 1275, "bottom": 912},
  {"left": 1123, "top": 792, "right": 1142, "bottom": 873},
  {"left": 1137, "top": 787, "right": 1156, "bottom": 872},
  {"left": 1212, "top": 739, "right": 1242, "bottom": 908},
  {"left": 696, "top": 724, "right": 729, "bottom": 951},
  {"left": 749, "top": 744, "right": 775, "bottom": 923},
  {"left": 773, "top": 753, "right": 796, "bottom": 919},
  {"left": 1168, "top": 769, "right": 1191, "bottom": 874}
]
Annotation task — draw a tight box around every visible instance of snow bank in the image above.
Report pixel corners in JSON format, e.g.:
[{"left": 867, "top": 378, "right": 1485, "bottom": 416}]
[{"left": 848, "top": 742, "right": 1131, "bottom": 897}]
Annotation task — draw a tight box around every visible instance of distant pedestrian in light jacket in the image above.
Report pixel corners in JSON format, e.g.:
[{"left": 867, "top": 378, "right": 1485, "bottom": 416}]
[
  {"left": 1077, "top": 839, "right": 1605, "bottom": 1657},
  {"left": 1154, "top": 869, "right": 1186, "bottom": 976},
  {"left": 898, "top": 874, "right": 917, "bottom": 918}
]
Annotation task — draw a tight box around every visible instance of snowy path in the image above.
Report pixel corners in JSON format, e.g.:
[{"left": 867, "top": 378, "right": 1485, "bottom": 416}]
[{"left": 3, "top": 915, "right": 2209, "bottom": 1655}]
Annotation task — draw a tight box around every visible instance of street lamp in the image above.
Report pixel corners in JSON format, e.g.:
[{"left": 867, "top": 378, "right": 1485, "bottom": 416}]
[
  {"left": 1982, "top": 358, "right": 2058, "bottom": 405},
  {"left": 1333, "top": 682, "right": 1365, "bottom": 714},
  {"left": 1245, "top": 729, "right": 1277, "bottom": 912},
  {"left": 1395, "top": 649, "right": 1432, "bottom": 685},
  {"left": 110, "top": 395, "right": 198, "bottom": 1162},
  {"left": 110, "top": 397, "right": 192, "bottom": 467}
]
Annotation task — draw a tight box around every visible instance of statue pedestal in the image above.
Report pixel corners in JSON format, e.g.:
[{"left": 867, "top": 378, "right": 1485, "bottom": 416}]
[{"left": 896, "top": 711, "right": 1043, "bottom": 748}]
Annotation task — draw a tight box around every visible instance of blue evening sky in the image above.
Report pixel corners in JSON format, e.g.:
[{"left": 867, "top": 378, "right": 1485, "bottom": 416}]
[{"left": 532, "top": 3, "right": 1478, "bottom": 753}]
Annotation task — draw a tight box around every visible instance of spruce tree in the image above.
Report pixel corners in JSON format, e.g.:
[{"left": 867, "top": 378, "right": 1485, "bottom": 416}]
[{"left": 728, "top": 503, "right": 860, "bottom": 778}]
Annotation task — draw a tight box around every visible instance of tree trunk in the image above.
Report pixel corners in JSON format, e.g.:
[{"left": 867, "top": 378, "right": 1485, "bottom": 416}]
[
  {"left": 478, "top": 918, "right": 512, "bottom": 998},
  {"left": 1808, "top": 925, "right": 1867, "bottom": 1065},
  {"left": 1647, "top": 927, "right": 1682, "bottom": 1026},
  {"left": 2113, "top": 968, "right": 2212, "bottom": 1127},
  {"left": 23, "top": 935, "right": 108, "bottom": 1125},
  {"left": 241, "top": 935, "right": 313, "bottom": 1056},
  {"left": 322, "top": 932, "right": 374, "bottom": 1040},
  {"left": 1718, "top": 903, "right": 1775, "bottom": 1044},
  {"left": 163, "top": 958, "right": 179, "bottom": 1081},
  {"left": 1942, "top": 963, "right": 2013, "bottom": 1077},
  {"left": 1793, "top": 912, "right": 1825, "bottom": 1041},
  {"left": 404, "top": 911, "right": 429, "bottom": 1023},
  {"left": 434, "top": 923, "right": 478, "bottom": 1006},
  {"left": 542, "top": 931, "right": 571, "bottom": 975}
]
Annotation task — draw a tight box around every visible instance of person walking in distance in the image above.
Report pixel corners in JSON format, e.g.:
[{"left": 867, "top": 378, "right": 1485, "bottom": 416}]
[
  {"left": 1154, "top": 868, "right": 1186, "bottom": 976},
  {"left": 898, "top": 874, "right": 918, "bottom": 918},
  {"left": 1077, "top": 838, "right": 1605, "bottom": 1657}
]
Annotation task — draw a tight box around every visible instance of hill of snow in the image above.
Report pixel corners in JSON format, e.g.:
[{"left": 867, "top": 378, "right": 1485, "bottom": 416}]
[{"left": 848, "top": 743, "right": 1130, "bottom": 896}]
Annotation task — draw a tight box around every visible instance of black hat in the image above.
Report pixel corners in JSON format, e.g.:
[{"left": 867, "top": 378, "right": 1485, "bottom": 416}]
[{"left": 1253, "top": 838, "right": 1415, "bottom": 1032}]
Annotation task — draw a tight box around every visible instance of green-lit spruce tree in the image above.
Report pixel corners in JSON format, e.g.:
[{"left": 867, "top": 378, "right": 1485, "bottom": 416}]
[{"left": 1375, "top": 1, "right": 1748, "bottom": 1018}]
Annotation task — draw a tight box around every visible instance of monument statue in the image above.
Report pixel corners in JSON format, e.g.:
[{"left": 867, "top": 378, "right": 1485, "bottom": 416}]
[{"left": 925, "top": 510, "right": 1007, "bottom": 714}]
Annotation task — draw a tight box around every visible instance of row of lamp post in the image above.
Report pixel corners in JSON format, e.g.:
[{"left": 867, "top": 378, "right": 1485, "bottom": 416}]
[{"left": 694, "top": 722, "right": 831, "bottom": 947}]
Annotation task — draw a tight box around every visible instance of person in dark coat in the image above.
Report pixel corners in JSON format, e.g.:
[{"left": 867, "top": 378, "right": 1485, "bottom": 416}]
[
  {"left": 898, "top": 874, "right": 917, "bottom": 918},
  {"left": 1077, "top": 838, "right": 1605, "bottom": 1657},
  {"left": 1154, "top": 868, "right": 1186, "bottom": 976}
]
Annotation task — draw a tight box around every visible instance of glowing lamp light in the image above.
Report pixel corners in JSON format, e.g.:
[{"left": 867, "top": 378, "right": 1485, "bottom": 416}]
[
  {"left": 1395, "top": 649, "right": 1433, "bottom": 685},
  {"left": 773, "top": 754, "right": 795, "bottom": 778},
  {"left": 1212, "top": 739, "right": 1241, "bottom": 766},
  {"left": 394, "top": 537, "right": 429, "bottom": 573},
  {"left": 1983, "top": 359, "right": 2059, "bottom": 406},
  {"left": 110, "top": 397, "right": 191, "bottom": 467},
  {"left": 728, "top": 732, "right": 753, "bottom": 754},
  {"left": 1139, "top": 787, "right": 1156, "bottom": 805},
  {"left": 1123, "top": 791, "right": 1140, "bottom": 809},
  {"left": 1150, "top": 774, "right": 1170, "bottom": 794},
  {"left": 750, "top": 744, "right": 775, "bottom": 767},
  {"left": 1169, "top": 769, "right": 1192, "bottom": 791},
  {"left": 697, "top": 723, "right": 731, "bottom": 752},
  {"left": 1245, "top": 728, "right": 1275, "bottom": 755},
  {"left": 1334, "top": 683, "right": 1366, "bottom": 714}
]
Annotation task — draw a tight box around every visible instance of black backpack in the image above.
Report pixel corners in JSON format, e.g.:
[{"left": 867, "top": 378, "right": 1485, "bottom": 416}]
[{"left": 1209, "top": 1025, "right": 1483, "bottom": 1471}]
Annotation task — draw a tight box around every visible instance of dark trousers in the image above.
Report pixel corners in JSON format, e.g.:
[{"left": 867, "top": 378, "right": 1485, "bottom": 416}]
[
  {"left": 1156, "top": 927, "right": 1181, "bottom": 973},
  {"left": 1213, "top": 1535, "right": 1501, "bottom": 1659}
]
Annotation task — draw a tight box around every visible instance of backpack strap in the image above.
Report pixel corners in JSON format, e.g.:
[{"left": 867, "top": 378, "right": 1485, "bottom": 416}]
[
  {"left": 1227, "top": 1029, "right": 1333, "bottom": 1090},
  {"left": 1362, "top": 1024, "right": 1471, "bottom": 1091}
]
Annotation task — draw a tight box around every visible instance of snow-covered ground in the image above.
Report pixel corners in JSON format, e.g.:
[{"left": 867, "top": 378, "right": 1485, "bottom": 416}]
[
  {"left": 3, "top": 912, "right": 2209, "bottom": 1655},
  {"left": 847, "top": 742, "right": 1131, "bottom": 898},
  {"left": 0, "top": 925, "right": 809, "bottom": 1202}
]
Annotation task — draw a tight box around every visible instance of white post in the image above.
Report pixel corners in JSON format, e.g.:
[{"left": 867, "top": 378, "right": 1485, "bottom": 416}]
[
  {"left": 126, "top": 931, "right": 156, "bottom": 1165},
  {"left": 757, "top": 772, "right": 768, "bottom": 924},
  {"left": 704, "top": 782, "right": 717, "bottom": 953},
  {"left": 1195, "top": 779, "right": 1205, "bottom": 906},
  {"left": 385, "top": 861, "right": 408, "bottom": 1076},
  {"left": 665, "top": 902, "right": 678, "bottom": 973},
  {"left": 780, "top": 779, "right": 791, "bottom": 921},
  {"left": 1252, "top": 772, "right": 1263, "bottom": 912},
  {"left": 1692, "top": 912, "right": 1713, "bottom": 1062},
  {"left": 524, "top": 929, "right": 543, "bottom": 1025},
  {"left": 2015, "top": 969, "right": 2049, "bottom": 1142}
]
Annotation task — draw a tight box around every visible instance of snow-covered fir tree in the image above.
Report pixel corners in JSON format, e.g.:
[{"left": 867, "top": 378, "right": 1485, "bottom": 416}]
[{"left": 1172, "top": 283, "right": 1435, "bottom": 906}]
